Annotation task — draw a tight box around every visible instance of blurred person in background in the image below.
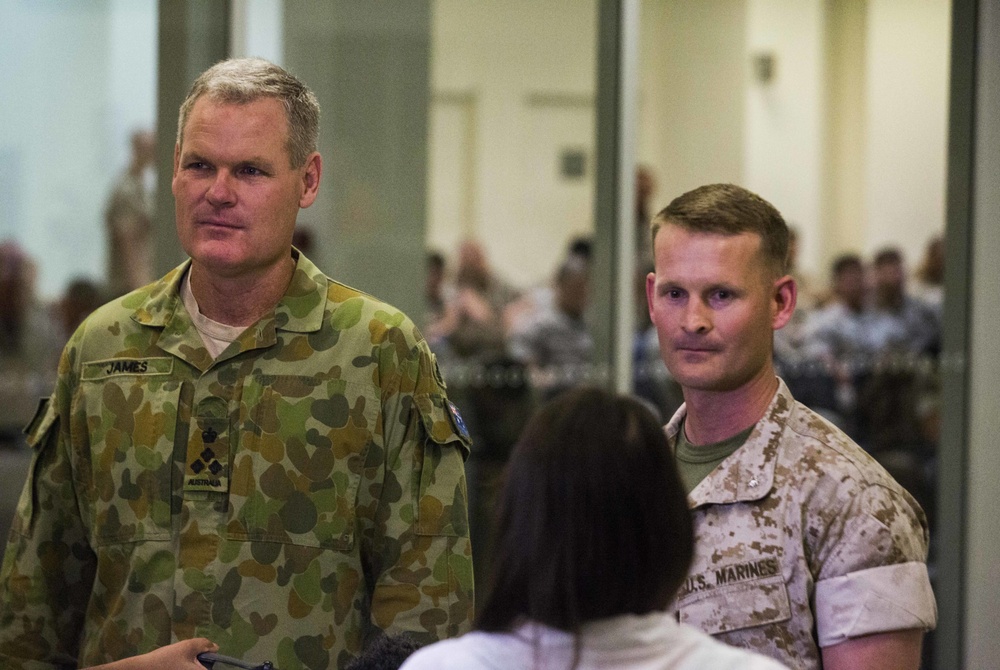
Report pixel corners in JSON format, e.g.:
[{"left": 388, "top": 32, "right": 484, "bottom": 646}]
[
  {"left": 0, "top": 241, "right": 61, "bottom": 449},
  {"left": 508, "top": 254, "right": 593, "bottom": 402},
  {"left": 104, "top": 129, "right": 156, "bottom": 297},
  {"left": 432, "top": 239, "right": 529, "bottom": 605},
  {"left": 774, "top": 227, "right": 830, "bottom": 421},
  {"left": 785, "top": 227, "right": 824, "bottom": 309},
  {"left": 856, "top": 248, "right": 942, "bottom": 525},
  {"left": 912, "top": 235, "right": 945, "bottom": 318},
  {"left": 57, "top": 278, "right": 105, "bottom": 341},
  {"left": 440, "top": 239, "right": 520, "bottom": 358},
  {"left": 422, "top": 250, "right": 453, "bottom": 354},
  {"left": 798, "top": 254, "right": 879, "bottom": 434},
  {"left": 870, "top": 247, "right": 940, "bottom": 357},
  {"left": 503, "top": 234, "right": 591, "bottom": 336}
]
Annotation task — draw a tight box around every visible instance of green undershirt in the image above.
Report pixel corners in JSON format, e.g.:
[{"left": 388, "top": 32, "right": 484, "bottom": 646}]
[{"left": 675, "top": 419, "right": 755, "bottom": 495}]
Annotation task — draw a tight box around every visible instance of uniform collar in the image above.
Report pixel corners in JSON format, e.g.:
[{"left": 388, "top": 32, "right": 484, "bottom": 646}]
[
  {"left": 130, "top": 250, "right": 329, "bottom": 371},
  {"left": 665, "top": 378, "right": 795, "bottom": 508}
]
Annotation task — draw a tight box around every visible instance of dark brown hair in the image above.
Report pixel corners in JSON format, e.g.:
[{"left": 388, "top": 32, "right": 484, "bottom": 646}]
[
  {"left": 831, "top": 253, "right": 863, "bottom": 278},
  {"left": 476, "top": 387, "right": 693, "bottom": 634},
  {"left": 650, "top": 183, "right": 789, "bottom": 275}
]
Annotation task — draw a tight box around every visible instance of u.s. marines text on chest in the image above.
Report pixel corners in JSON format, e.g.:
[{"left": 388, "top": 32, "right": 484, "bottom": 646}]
[{"left": 681, "top": 557, "right": 781, "bottom": 596}]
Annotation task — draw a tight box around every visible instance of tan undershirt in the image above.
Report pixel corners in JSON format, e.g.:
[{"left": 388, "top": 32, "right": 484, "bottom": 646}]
[{"left": 180, "top": 271, "right": 246, "bottom": 359}]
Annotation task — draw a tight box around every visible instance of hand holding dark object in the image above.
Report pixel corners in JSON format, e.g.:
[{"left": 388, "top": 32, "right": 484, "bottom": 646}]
[
  {"left": 197, "top": 651, "right": 275, "bottom": 670},
  {"left": 84, "top": 639, "right": 218, "bottom": 669}
]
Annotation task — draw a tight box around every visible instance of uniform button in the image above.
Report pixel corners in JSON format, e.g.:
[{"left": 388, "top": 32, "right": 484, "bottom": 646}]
[{"left": 749, "top": 477, "right": 759, "bottom": 488}]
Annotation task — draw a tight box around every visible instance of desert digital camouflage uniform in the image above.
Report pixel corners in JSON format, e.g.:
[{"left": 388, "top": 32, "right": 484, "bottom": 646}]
[
  {"left": 665, "top": 379, "right": 937, "bottom": 670},
  {"left": 0, "top": 251, "right": 473, "bottom": 670}
]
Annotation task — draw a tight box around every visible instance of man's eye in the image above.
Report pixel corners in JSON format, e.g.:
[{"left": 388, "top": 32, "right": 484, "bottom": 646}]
[
  {"left": 712, "top": 290, "right": 734, "bottom": 303},
  {"left": 241, "top": 166, "right": 264, "bottom": 176}
]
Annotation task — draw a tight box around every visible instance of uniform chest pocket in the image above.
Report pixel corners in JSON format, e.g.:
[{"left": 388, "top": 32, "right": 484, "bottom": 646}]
[
  {"left": 678, "top": 574, "right": 792, "bottom": 635},
  {"left": 227, "top": 375, "right": 376, "bottom": 551},
  {"left": 80, "top": 359, "right": 179, "bottom": 546}
]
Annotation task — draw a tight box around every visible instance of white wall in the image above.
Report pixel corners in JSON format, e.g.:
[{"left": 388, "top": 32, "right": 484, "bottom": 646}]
[
  {"left": 744, "top": 0, "right": 826, "bottom": 275},
  {"left": 641, "top": 0, "right": 949, "bottom": 278},
  {"left": 822, "top": 0, "right": 868, "bottom": 269},
  {"left": 638, "top": 0, "right": 746, "bottom": 214},
  {"left": 864, "top": 0, "right": 951, "bottom": 267},
  {"left": 430, "top": 0, "right": 598, "bottom": 288}
]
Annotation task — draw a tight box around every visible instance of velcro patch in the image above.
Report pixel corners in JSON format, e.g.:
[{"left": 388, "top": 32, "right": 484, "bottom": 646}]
[{"left": 184, "top": 416, "right": 229, "bottom": 494}]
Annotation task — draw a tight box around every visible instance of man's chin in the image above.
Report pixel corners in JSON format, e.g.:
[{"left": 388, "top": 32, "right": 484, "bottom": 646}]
[
  {"left": 668, "top": 366, "right": 738, "bottom": 395},
  {"left": 190, "top": 250, "right": 250, "bottom": 279}
]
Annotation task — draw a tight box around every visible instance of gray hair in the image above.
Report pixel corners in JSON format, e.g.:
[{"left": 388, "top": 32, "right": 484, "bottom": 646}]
[{"left": 176, "top": 57, "right": 320, "bottom": 168}]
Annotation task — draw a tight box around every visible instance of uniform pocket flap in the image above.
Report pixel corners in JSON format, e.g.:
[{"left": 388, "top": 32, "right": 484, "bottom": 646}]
[
  {"left": 413, "top": 395, "right": 470, "bottom": 537},
  {"left": 415, "top": 394, "right": 471, "bottom": 459},
  {"left": 678, "top": 574, "right": 792, "bottom": 635},
  {"left": 13, "top": 396, "right": 59, "bottom": 537},
  {"left": 23, "top": 395, "right": 58, "bottom": 449}
]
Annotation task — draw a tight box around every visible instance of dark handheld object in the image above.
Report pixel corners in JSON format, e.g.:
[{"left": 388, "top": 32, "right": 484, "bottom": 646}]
[{"left": 197, "top": 651, "right": 275, "bottom": 670}]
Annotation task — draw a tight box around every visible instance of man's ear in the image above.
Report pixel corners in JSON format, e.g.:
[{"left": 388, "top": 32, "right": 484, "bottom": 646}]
[
  {"left": 645, "top": 271, "right": 657, "bottom": 320},
  {"left": 299, "top": 152, "right": 322, "bottom": 208},
  {"left": 772, "top": 274, "right": 797, "bottom": 330}
]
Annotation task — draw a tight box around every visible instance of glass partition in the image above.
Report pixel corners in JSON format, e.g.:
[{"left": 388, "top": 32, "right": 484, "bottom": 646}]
[
  {"left": 0, "top": 3, "right": 963, "bottom": 664},
  {"left": 0, "top": 0, "right": 158, "bottom": 448},
  {"left": 635, "top": 3, "right": 951, "bottom": 667}
]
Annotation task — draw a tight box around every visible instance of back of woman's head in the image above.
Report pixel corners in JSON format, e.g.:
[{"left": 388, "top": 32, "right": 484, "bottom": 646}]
[{"left": 476, "top": 387, "right": 694, "bottom": 633}]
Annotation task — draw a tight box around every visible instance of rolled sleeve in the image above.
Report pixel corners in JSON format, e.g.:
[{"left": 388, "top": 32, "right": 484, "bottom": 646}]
[
  {"left": 814, "top": 481, "right": 937, "bottom": 646},
  {"left": 815, "top": 561, "right": 937, "bottom": 647}
]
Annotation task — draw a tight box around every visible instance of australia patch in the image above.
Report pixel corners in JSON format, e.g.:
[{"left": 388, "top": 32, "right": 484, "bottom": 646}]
[{"left": 447, "top": 400, "right": 470, "bottom": 442}]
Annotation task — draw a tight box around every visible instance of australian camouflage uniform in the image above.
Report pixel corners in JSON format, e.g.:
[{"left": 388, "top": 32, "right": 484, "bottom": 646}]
[{"left": 0, "top": 251, "right": 474, "bottom": 669}]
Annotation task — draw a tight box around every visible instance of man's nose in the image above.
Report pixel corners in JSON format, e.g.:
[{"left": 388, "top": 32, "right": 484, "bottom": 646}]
[
  {"left": 205, "top": 171, "right": 236, "bottom": 206},
  {"left": 681, "top": 301, "right": 711, "bottom": 334}
]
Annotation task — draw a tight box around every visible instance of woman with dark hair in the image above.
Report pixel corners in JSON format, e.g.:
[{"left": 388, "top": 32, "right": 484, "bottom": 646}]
[{"left": 400, "top": 388, "right": 787, "bottom": 669}]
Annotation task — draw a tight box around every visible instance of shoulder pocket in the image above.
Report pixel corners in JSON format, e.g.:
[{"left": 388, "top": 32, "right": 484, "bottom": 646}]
[
  {"left": 678, "top": 574, "right": 792, "bottom": 635},
  {"left": 11, "top": 396, "right": 59, "bottom": 537},
  {"left": 414, "top": 394, "right": 471, "bottom": 537}
]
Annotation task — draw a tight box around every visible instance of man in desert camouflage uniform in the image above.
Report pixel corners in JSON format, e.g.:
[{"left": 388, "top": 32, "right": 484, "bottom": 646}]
[
  {"left": 645, "top": 183, "right": 936, "bottom": 670},
  {"left": 0, "top": 58, "right": 473, "bottom": 669}
]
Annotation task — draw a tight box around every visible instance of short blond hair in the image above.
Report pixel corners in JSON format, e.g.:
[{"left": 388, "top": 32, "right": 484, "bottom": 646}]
[{"left": 651, "top": 183, "right": 790, "bottom": 275}]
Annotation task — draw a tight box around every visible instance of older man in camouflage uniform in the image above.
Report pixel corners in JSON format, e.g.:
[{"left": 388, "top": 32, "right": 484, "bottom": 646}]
[
  {"left": 645, "top": 184, "right": 936, "bottom": 670},
  {"left": 0, "top": 58, "right": 473, "bottom": 669}
]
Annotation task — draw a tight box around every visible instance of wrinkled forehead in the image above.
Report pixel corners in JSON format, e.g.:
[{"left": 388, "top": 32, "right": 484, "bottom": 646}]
[{"left": 180, "top": 93, "right": 291, "bottom": 143}]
